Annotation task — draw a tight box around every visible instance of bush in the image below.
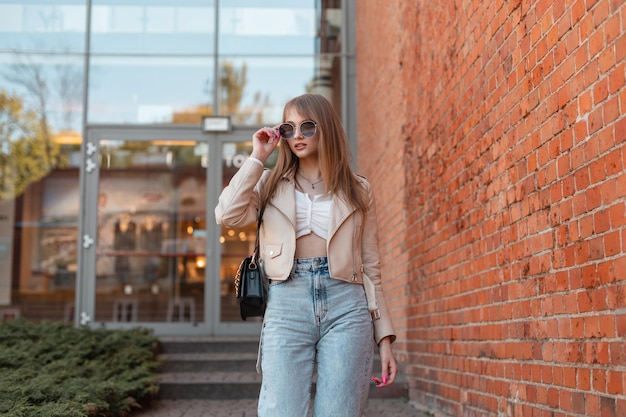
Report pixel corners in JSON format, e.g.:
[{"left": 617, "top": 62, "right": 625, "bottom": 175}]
[{"left": 0, "top": 320, "right": 160, "bottom": 417}]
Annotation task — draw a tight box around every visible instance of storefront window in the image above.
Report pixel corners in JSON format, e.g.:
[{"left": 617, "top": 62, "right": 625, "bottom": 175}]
[
  {"left": 95, "top": 139, "right": 206, "bottom": 323},
  {"left": 0, "top": 167, "right": 80, "bottom": 322},
  {"left": 0, "top": 49, "right": 83, "bottom": 321},
  {"left": 218, "top": 2, "right": 318, "bottom": 55},
  {"left": 217, "top": 55, "right": 341, "bottom": 126},
  {"left": 90, "top": 1, "right": 215, "bottom": 54},
  {"left": 0, "top": 53, "right": 85, "bottom": 134},
  {"left": 88, "top": 55, "right": 214, "bottom": 125},
  {"left": 86, "top": 0, "right": 344, "bottom": 127},
  {"left": 216, "top": 0, "right": 343, "bottom": 125},
  {"left": 0, "top": 0, "right": 349, "bottom": 332},
  {"left": 0, "top": 1, "right": 87, "bottom": 53}
]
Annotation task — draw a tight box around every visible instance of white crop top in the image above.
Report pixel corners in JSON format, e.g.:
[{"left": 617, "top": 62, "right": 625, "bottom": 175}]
[{"left": 295, "top": 189, "right": 332, "bottom": 239}]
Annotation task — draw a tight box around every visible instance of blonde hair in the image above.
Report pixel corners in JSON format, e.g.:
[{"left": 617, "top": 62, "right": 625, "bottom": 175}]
[{"left": 261, "top": 93, "right": 368, "bottom": 212}]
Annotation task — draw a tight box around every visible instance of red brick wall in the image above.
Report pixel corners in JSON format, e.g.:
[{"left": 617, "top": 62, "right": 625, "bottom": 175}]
[{"left": 357, "top": 1, "right": 625, "bottom": 416}]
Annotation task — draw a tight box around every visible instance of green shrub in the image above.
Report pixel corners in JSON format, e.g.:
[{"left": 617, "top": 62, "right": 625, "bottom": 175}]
[{"left": 0, "top": 320, "right": 160, "bottom": 417}]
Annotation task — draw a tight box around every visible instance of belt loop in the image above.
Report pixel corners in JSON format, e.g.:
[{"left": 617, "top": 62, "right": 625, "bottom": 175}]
[{"left": 370, "top": 309, "right": 381, "bottom": 321}]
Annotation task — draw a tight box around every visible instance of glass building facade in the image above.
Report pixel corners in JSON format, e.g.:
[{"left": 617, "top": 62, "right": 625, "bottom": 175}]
[{"left": 0, "top": 0, "right": 356, "bottom": 335}]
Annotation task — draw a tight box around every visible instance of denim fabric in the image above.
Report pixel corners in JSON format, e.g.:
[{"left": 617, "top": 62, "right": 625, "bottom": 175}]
[{"left": 258, "top": 257, "right": 374, "bottom": 417}]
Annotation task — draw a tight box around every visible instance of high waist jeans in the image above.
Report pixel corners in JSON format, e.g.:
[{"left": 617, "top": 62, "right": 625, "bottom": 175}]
[{"left": 258, "top": 257, "right": 374, "bottom": 417}]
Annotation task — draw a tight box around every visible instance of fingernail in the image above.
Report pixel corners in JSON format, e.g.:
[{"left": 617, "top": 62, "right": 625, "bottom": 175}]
[{"left": 383, "top": 376, "right": 388, "bottom": 384}]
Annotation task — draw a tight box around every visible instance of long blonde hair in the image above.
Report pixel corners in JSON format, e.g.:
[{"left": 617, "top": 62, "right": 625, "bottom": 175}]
[{"left": 260, "top": 93, "right": 368, "bottom": 212}]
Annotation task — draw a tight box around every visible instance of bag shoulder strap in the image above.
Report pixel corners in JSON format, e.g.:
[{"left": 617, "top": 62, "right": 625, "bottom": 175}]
[{"left": 253, "top": 204, "right": 265, "bottom": 257}]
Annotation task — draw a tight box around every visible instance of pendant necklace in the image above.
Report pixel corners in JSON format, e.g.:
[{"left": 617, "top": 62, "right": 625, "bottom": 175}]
[{"left": 296, "top": 172, "right": 324, "bottom": 189}]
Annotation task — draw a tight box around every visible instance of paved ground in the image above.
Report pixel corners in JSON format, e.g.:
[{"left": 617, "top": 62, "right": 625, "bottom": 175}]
[{"left": 134, "top": 398, "right": 432, "bottom": 417}]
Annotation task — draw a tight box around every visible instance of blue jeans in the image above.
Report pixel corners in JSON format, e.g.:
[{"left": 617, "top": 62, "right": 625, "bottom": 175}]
[{"left": 258, "top": 257, "right": 374, "bottom": 417}]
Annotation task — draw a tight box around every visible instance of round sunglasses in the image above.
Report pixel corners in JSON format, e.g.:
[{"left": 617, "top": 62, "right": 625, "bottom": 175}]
[{"left": 278, "top": 120, "right": 317, "bottom": 139}]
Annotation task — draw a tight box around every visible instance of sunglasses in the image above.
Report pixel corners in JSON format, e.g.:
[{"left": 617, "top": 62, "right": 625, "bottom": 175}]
[{"left": 278, "top": 120, "right": 317, "bottom": 139}]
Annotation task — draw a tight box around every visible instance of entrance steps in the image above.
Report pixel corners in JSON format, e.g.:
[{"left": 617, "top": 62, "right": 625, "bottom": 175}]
[
  {"left": 156, "top": 337, "right": 407, "bottom": 400},
  {"left": 157, "top": 337, "right": 261, "bottom": 400}
]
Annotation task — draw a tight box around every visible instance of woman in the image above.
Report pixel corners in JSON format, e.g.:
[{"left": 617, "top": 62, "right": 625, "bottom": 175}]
[{"left": 215, "top": 93, "right": 397, "bottom": 417}]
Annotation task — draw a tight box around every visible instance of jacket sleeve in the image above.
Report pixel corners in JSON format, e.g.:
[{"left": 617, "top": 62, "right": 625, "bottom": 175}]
[
  {"left": 361, "top": 181, "right": 397, "bottom": 345},
  {"left": 215, "top": 158, "right": 266, "bottom": 228}
]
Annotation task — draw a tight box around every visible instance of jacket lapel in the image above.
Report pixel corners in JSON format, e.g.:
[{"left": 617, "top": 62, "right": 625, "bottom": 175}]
[
  {"left": 328, "top": 195, "right": 355, "bottom": 238},
  {"left": 270, "top": 178, "right": 296, "bottom": 227}
]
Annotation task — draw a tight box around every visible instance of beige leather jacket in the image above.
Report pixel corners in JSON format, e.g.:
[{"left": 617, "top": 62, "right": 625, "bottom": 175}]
[{"left": 215, "top": 158, "right": 396, "bottom": 344}]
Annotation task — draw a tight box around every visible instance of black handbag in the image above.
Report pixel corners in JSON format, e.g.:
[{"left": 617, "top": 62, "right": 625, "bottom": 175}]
[{"left": 234, "top": 206, "right": 267, "bottom": 320}]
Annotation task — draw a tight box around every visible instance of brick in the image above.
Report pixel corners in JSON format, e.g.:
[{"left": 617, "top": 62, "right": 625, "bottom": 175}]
[
  {"left": 617, "top": 314, "right": 626, "bottom": 337},
  {"left": 605, "top": 148, "right": 623, "bottom": 175},
  {"left": 605, "top": 231, "right": 621, "bottom": 256},
  {"left": 593, "top": 368, "right": 607, "bottom": 392},
  {"left": 609, "top": 202, "right": 625, "bottom": 227},
  {"left": 608, "top": 63, "right": 625, "bottom": 94},
  {"left": 572, "top": 391, "right": 586, "bottom": 414},
  {"left": 617, "top": 33, "right": 626, "bottom": 62},
  {"left": 578, "top": 367, "right": 591, "bottom": 390},
  {"left": 357, "top": 1, "right": 626, "bottom": 416},
  {"left": 599, "top": 126, "right": 617, "bottom": 152},
  {"left": 599, "top": 47, "right": 615, "bottom": 74},
  {"left": 589, "top": 158, "right": 607, "bottom": 183},
  {"left": 588, "top": 107, "right": 604, "bottom": 134},
  {"left": 564, "top": 366, "right": 577, "bottom": 388},
  {"left": 587, "top": 393, "right": 600, "bottom": 416},
  {"left": 619, "top": 399, "right": 626, "bottom": 417},
  {"left": 616, "top": 116, "right": 626, "bottom": 144},
  {"left": 601, "top": 396, "right": 617, "bottom": 417}
]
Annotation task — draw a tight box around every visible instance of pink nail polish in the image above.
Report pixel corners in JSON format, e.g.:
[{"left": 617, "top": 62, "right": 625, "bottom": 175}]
[{"left": 383, "top": 376, "right": 388, "bottom": 384}]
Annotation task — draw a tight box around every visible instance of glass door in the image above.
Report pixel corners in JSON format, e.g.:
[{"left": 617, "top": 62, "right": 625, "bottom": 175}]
[
  {"left": 78, "top": 126, "right": 261, "bottom": 335},
  {"left": 80, "top": 128, "right": 209, "bottom": 334},
  {"left": 94, "top": 138, "right": 207, "bottom": 326}
]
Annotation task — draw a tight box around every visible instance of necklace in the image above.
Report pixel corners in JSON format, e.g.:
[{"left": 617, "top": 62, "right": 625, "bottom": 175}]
[{"left": 296, "top": 172, "right": 324, "bottom": 189}]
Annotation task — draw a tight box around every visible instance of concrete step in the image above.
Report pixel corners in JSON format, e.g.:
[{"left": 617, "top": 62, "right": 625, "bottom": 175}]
[
  {"left": 155, "top": 337, "right": 407, "bottom": 400},
  {"left": 158, "top": 337, "right": 258, "bottom": 354},
  {"left": 158, "top": 372, "right": 261, "bottom": 399},
  {"left": 159, "top": 353, "right": 257, "bottom": 373}
]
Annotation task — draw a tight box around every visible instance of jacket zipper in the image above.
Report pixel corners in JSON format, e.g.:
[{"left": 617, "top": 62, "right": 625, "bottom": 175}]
[{"left": 351, "top": 218, "right": 358, "bottom": 282}]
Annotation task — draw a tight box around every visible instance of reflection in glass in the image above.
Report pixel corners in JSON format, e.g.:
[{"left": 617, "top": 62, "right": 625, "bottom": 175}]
[
  {"left": 0, "top": 48, "right": 83, "bottom": 323},
  {"left": 90, "top": 1, "right": 215, "bottom": 54},
  {"left": 0, "top": 53, "right": 84, "bottom": 201},
  {"left": 219, "top": 2, "right": 317, "bottom": 55},
  {"left": 88, "top": 56, "right": 214, "bottom": 124},
  {"left": 0, "top": 53, "right": 85, "bottom": 134},
  {"left": 0, "top": 168, "right": 80, "bottom": 323},
  {"left": 95, "top": 140, "right": 207, "bottom": 323},
  {"left": 0, "top": 0, "right": 348, "bottom": 329},
  {"left": 0, "top": 3, "right": 86, "bottom": 52},
  {"left": 217, "top": 55, "right": 341, "bottom": 125}
]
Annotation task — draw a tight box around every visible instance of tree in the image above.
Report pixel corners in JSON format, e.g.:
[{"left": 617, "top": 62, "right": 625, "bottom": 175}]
[
  {"left": 0, "top": 90, "right": 59, "bottom": 202},
  {"left": 219, "top": 61, "right": 248, "bottom": 118},
  {"left": 3, "top": 54, "right": 54, "bottom": 166},
  {"left": 3, "top": 51, "right": 83, "bottom": 164}
]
